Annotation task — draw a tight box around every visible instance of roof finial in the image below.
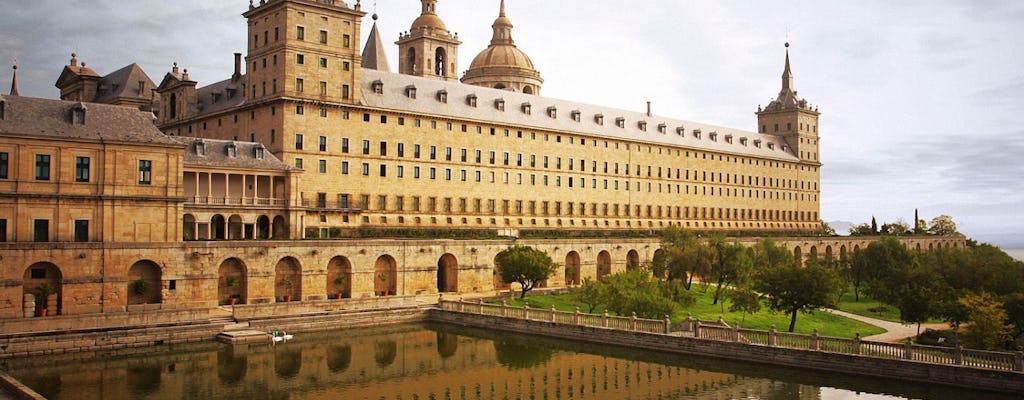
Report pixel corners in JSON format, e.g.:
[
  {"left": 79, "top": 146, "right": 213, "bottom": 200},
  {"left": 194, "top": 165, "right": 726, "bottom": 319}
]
[
  {"left": 499, "top": 0, "right": 506, "bottom": 17},
  {"left": 70, "top": 53, "right": 78, "bottom": 67},
  {"left": 10, "top": 62, "right": 19, "bottom": 96},
  {"left": 782, "top": 42, "right": 794, "bottom": 91}
]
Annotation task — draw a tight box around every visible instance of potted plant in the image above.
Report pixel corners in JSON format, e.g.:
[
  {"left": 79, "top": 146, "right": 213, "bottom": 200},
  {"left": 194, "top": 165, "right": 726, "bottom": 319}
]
[
  {"left": 333, "top": 275, "right": 346, "bottom": 299},
  {"left": 377, "top": 273, "right": 388, "bottom": 296},
  {"left": 33, "top": 283, "right": 55, "bottom": 317},
  {"left": 279, "top": 277, "right": 292, "bottom": 302},
  {"left": 130, "top": 279, "right": 150, "bottom": 297},
  {"left": 225, "top": 276, "right": 240, "bottom": 305}
]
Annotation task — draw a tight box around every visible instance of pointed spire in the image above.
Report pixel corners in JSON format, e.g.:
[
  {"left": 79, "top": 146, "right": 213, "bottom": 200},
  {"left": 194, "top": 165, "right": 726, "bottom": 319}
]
[
  {"left": 782, "top": 42, "right": 794, "bottom": 91},
  {"left": 361, "top": 13, "right": 392, "bottom": 72},
  {"left": 499, "top": 0, "right": 506, "bottom": 17},
  {"left": 490, "top": 0, "right": 514, "bottom": 45},
  {"left": 10, "top": 63, "right": 19, "bottom": 96}
]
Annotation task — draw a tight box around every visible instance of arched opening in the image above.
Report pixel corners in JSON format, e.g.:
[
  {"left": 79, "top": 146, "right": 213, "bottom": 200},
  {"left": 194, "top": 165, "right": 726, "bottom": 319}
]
[
  {"left": 327, "top": 256, "right": 352, "bottom": 299},
  {"left": 626, "top": 250, "right": 641, "bottom": 271},
  {"left": 228, "top": 215, "right": 243, "bottom": 240},
  {"left": 374, "top": 340, "right": 397, "bottom": 367},
  {"left": 256, "top": 215, "right": 271, "bottom": 239},
  {"left": 183, "top": 214, "right": 197, "bottom": 241},
  {"left": 169, "top": 93, "right": 177, "bottom": 119},
  {"left": 493, "top": 255, "right": 511, "bottom": 291},
  {"left": 793, "top": 246, "right": 803, "bottom": 265},
  {"left": 374, "top": 255, "right": 397, "bottom": 296},
  {"left": 494, "top": 83, "right": 506, "bottom": 90},
  {"left": 23, "top": 262, "right": 62, "bottom": 317},
  {"left": 523, "top": 85, "right": 534, "bottom": 95},
  {"left": 127, "top": 260, "right": 162, "bottom": 305},
  {"left": 916, "top": 243, "right": 922, "bottom": 252},
  {"left": 275, "top": 257, "right": 301, "bottom": 302},
  {"left": 809, "top": 246, "right": 819, "bottom": 260},
  {"left": 825, "top": 245, "right": 834, "bottom": 261},
  {"left": 434, "top": 47, "right": 447, "bottom": 77},
  {"left": 272, "top": 215, "right": 288, "bottom": 239},
  {"left": 564, "top": 251, "right": 581, "bottom": 285},
  {"left": 219, "top": 258, "right": 247, "bottom": 305},
  {"left": 211, "top": 214, "right": 226, "bottom": 240},
  {"left": 840, "top": 245, "right": 848, "bottom": 263},
  {"left": 437, "top": 331, "right": 459, "bottom": 358},
  {"left": 597, "top": 251, "right": 612, "bottom": 280},
  {"left": 406, "top": 48, "right": 417, "bottom": 75},
  {"left": 437, "top": 253, "right": 458, "bottom": 293}
]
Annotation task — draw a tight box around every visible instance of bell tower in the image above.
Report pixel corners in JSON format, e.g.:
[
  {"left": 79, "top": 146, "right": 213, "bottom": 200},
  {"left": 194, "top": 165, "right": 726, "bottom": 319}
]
[
  {"left": 396, "top": 0, "right": 461, "bottom": 81},
  {"left": 757, "top": 43, "right": 821, "bottom": 165}
]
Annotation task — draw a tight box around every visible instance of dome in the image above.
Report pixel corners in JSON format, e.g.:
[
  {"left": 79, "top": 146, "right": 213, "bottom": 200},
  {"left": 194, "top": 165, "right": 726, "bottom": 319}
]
[
  {"left": 461, "top": 0, "right": 543, "bottom": 94},
  {"left": 469, "top": 45, "right": 536, "bottom": 71},
  {"left": 411, "top": 13, "right": 447, "bottom": 33}
]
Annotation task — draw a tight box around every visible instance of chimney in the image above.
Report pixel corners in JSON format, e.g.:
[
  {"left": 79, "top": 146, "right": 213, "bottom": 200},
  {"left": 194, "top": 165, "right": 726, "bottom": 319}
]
[
  {"left": 646, "top": 101, "right": 652, "bottom": 117},
  {"left": 233, "top": 53, "right": 242, "bottom": 82}
]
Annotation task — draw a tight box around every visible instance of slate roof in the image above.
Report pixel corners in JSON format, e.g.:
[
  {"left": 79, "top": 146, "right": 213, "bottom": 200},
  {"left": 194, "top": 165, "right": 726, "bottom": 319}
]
[
  {"left": 193, "top": 76, "right": 247, "bottom": 119},
  {"left": 93, "top": 63, "right": 156, "bottom": 105},
  {"left": 361, "top": 16, "right": 391, "bottom": 72},
  {"left": 0, "top": 94, "right": 179, "bottom": 146},
  {"left": 176, "top": 136, "right": 294, "bottom": 171},
  {"left": 359, "top": 69, "right": 799, "bottom": 161}
]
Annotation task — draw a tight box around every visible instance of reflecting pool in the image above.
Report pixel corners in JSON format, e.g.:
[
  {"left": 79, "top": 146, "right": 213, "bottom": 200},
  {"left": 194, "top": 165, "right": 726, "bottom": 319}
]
[{"left": 0, "top": 323, "right": 1013, "bottom": 399}]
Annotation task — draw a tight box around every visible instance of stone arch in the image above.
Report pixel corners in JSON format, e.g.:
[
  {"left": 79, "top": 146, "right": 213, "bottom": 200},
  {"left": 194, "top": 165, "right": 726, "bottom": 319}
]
[
  {"left": 219, "top": 258, "right": 247, "bottom": 305},
  {"left": 272, "top": 215, "right": 288, "bottom": 239},
  {"left": 793, "top": 246, "right": 803, "bottom": 264},
  {"left": 493, "top": 255, "right": 510, "bottom": 290},
  {"left": 523, "top": 85, "right": 534, "bottom": 95},
  {"left": 437, "top": 253, "right": 458, "bottom": 293},
  {"left": 825, "top": 245, "right": 834, "bottom": 261},
  {"left": 211, "top": 214, "right": 226, "bottom": 240},
  {"left": 853, "top": 244, "right": 861, "bottom": 253},
  {"left": 928, "top": 243, "right": 934, "bottom": 251},
  {"left": 597, "top": 250, "right": 612, "bottom": 280},
  {"left": 564, "top": 251, "right": 581, "bottom": 285},
  {"left": 809, "top": 246, "right": 818, "bottom": 260},
  {"left": 228, "top": 215, "right": 243, "bottom": 240},
  {"left": 626, "top": 250, "right": 641, "bottom": 271},
  {"left": 183, "top": 214, "right": 197, "bottom": 241},
  {"left": 916, "top": 243, "right": 922, "bottom": 252},
  {"left": 128, "top": 260, "right": 162, "bottom": 305},
  {"left": 494, "top": 83, "right": 506, "bottom": 90},
  {"left": 275, "top": 257, "right": 301, "bottom": 302},
  {"left": 23, "top": 262, "right": 62, "bottom": 317},
  {"left": 256, "top": 215, "right": 271, "bottom": 239},
  {"left": 840, "top": 245, "right": 848, "bottom": 263},
  {"left": 327, "top": 256, "right": 352, "bottom": 299},
  {"left": 435, "top": 47, "right": 447, "bottom": 77},
  {"left": 374, "top": 255, "right": 397, "bottom": 296},
  {"left": 406, "top": 48, "right": 417, "bottom": 74}
]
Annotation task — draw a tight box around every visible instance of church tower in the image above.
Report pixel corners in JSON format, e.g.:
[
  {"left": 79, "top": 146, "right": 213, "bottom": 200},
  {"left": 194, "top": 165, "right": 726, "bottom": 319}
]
[
  {"left": 396, "top": 0, "right": 461, "bottom": 81},
  {"left": 462, "top": 0, "right": 543, "bottom": 94},
  {"left": 757, "top": 43, "right": 820, "bottom": 165}
]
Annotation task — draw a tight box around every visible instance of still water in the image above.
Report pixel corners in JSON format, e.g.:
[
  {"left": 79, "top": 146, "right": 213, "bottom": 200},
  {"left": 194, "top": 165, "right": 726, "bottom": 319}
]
[{"left": 0, "top": 323, "right": 1012, "bottom": 400}]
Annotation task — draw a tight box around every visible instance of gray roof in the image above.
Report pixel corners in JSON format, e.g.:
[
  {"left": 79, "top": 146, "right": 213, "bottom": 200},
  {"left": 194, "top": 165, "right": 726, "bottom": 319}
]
[
  {"left": 358, "top": 69, "right": 799, "bottom": 161},
  {"left": 0, "top": 94, "right": 179, "bottom": 146},
  {"left": 176, "top": 136, "right": 294, "bottom": 171},
  {"left": 193, "top": 75, "right": 247, "bottom": 118},
  {"left": 361, "top": 18, "right": 391, "bottom": 72},
  {"left": 93, "top": 63, "right": 156, "bottom": 105}
]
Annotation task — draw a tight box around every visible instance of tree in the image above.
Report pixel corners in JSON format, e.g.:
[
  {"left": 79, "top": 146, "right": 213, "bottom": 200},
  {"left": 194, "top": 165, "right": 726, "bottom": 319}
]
[
  {"left": 573, "top": 278, "right": 605, "bottom": 313},
  {"left": 820, "top": 221, "right": 837, "bottom": 236},
  {"left": 927, "top": 215, "right": 958, "bottom": 236},
  {"left": 880, "top": 219, "right": 910, "bottom": 236},
  {"left": 848, "top": 223, "right": 874, "bottom": 236},
  {"left": 728, "top": 288, "right": 762, "bottom": 325},
  {"left": 600, "top": 269, "right": 680, "bottom": 319},
  {"left": 959, "top": 293, "right": 1011, "bottom": 350},
  {"left": 495, "top": 245, "right": 556, "bottom": 299},
  {"left": 756, "top": 262, "right": 841, "bottom": 332},
  {"left": 858, "top": 237, "right": 917, "bottom": 303},
  {"left": 871, "top": 216, "right": 879, "bottom": 235},
  {"left": 708, "top": 237, "right": 753, "bottom": 305},
  {"left": 658, "top": 227, "right": 711, "bottom": 289}
]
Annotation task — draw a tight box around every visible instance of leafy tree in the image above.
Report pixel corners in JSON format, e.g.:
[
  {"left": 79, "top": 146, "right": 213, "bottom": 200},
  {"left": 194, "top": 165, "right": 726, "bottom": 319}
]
[
  {"left": 883, "top": 262, "right": 951, "bottom": 334},
  {"left": 927, "top": 215, "right": 958, "bottom": 236},
  {"left": 1001, "top": 293, "right": 1024, "bottom": 345},
  {"left": 871, "top": 216, "right": 878, "bottom": 235},
  {"left": 573, "top": 278, "right": 605, "bottom": 313},
  {"left": 708, "top": 237, "right": 753, "bottom": 305},
  {"left": 756, "top": 262, "right": 842, "bottom": 332},
  {"left": 848, "top": 223, "right": 875, "bottom": 236},
  {"left": 728, "top": 288, "right": 762, "bottom": 325},
  {"left": 858, "top": 237, "right": 917, "bottom": 303},
  {"left": 880, "top": 219, "right": 910, "bottom": 236},
  {"left": 751, "top": 239, "right": 795, "bottom": 270},
  {"left": 495, "top": 245, "right": 556, "bottom": 299},
  {"left": 658, "top": 227, "right": 712, "bottom": 289},
  {"left": 820, "top": 221, "right": 836, "bottom": 236},
  {"left": 600, "top": 269, "right": 677, "bottom": 319},
  {"left": 959, "top": 293, "right": 1011, "bottom": 350}
]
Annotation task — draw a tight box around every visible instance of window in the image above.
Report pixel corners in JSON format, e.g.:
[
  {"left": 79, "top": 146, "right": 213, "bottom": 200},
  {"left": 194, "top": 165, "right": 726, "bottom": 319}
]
[
  {"left": 296, "top": 78, "right": 304, "bottom": 92},
  {"left": 296, "top": 105, "right": 304, "bottom": 115},
  {"left": 379, "top": 164, "right": 387, "bottom": 177},
  {"left": 138, "top": 160, "right": 152, "bottom": 184},
  {"left": 319, "top": 57, "right": 327, "bottom": 68},
  {"left": 318, "top": 160, "right": 327, "bottom": 173},
  {"left": 343, "top": 61, "right": 350, "bottom": 71},
  {"left": 33, "top": 219, "right": 49, "bottom": 242},
  {"left": 74, "top": 220, "right": 89, "bottom": 242},
  {"left": 296, "top": 54, "right": 305, "bottom": 64},
  {"left": 398, "top": 143, "right": 405, "bottom": 157},
  {"left": 341, "top": 161, "right": 349, "bottom": 174},
  {"left": 295, "top": 158, "right": 303, "bottom": 169},
  {"left": 342, "top": 84, "right": 350, "bottom": 99},
  {"left": 320, "top": 106, "right": 327, "bottom": 117},
  {"left": 362, "top": 140, "right": 370, "bottom": 155},
  {"left": 341, "top": 138, "right": 349, "bottom": 153},
  {"left": 380, "top": 141, "right": 388, "bottom": 156},
  {"left": 319, "top": 30, "right": 328, "bottom": 44},
  {"left": 0, "top": 152, "right": 7, "bottom": 179},
  {"left": 75, "top": 156, "right": 90, "bottom": 182},
  {"left": 343, "top": 34, "right": 351, "bottom": 47},
  {"left": 295, "top": 134, "right": 304, "bottom": 150},
  {"left": 0, "top": 219, "right": 6, "bottom": 242},
  {"left": 35, "top": 154, "right": 51, "bottom": 181},
  {"left": 319, "top": 81, "right": 327, "bottom": 95},
  {"left": 361, "top": 163, "right": 369, "bottom": 175},
  {"left": 296, "top": 26, "right": 305, "bottom": 40}
]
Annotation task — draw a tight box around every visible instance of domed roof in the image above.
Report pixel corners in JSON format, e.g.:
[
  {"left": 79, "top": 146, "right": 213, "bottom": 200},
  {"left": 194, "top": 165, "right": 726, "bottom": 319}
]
[
  {"left": 469, "top": 44, "right": 536, "bottom": 71},
  {"left": 411, "top": 13, "right": 447, "bottom": 33}
]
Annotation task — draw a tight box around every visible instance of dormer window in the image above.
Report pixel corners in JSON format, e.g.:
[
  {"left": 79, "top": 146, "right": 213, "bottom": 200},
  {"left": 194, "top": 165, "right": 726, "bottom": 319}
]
[
  {"left": 740, "top": 137, "right": 748, "bottom": 146},
  {"left": 753, "top": 139, "right": 761, "bottom": 148},
  {"left": 571, "top": 110, "right": 581, "bottom": 122},
  {"left": 71, "top": 104, "right": 87, "bottom": 125},
  {"left": 724, "top": 134, "right": 732, "bottom": 144},
  {"left": 693, "top": 129, "right": 702, "bottom": 139},
  {"left": 657, "top": 123, "right": 667, "bottom": 134},
  {"left": 371, "top": 80, "right": 384, "bottom": 94},
  {"left": 405, "top": 85, "right": 417, "bottom": 99},
  {"left": 782, "top": 144, "right": 789, "bottom": 152},
  {"left": 676, "top": 127, "right": 685, "bottom": 137},
  {"left": 437, "top": 90, "right": 448, "bottom": 103},
  {"left": 467, "top": 94, "right": 478, "bottom": 107},
  {"left": 638, "top": 121, "right": 647, "bottom": 132},
  {"left": 709, "top": 132, "right": 718, "bottom": 142},
  {"left": 594, "top": 114, "right": 604, "bottom": 125},
  {"left": 615, "top": 117, "right": 625, "bottom": 128},
  {"left": 211, "top": 92, "right": 221, "bottom": 103},
  {"left": 495, "top": 99, "right": 505, "bottom": 111},
  {"left": 254, "top": 145, "right": 265, "bottom": 160},
  {"left": 226, "top": 143, "right": 237, "bottom": 158},
  {"left": 767, "top": 142, "right": 775, "bottom": 150},
  {"left": 521, "top": 102, "right": 531, "bottom": 115},
  {"left": 547, "top": 106, "right": 557, "bottom": 119},
  {"left": 194, "top": 140, "right": 206, "bottom": 156}
]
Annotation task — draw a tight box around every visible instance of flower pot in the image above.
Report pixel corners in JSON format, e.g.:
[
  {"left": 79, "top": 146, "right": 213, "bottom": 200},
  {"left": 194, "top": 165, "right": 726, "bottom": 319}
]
[
  {"left": 38, "top": 308, "right": 48, "bottom": 317},
  {"left": 228, "top": 298, "right": 237, "bottom": 305},
  {"left": 282, "top": 295, "right": 291, "bottom": 302}
]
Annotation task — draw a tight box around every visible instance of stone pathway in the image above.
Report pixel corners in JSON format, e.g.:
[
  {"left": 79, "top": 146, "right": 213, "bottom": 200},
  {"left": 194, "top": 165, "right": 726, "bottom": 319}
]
[{"left": 825, "top": 308, "right": 947, "bottom": 343}]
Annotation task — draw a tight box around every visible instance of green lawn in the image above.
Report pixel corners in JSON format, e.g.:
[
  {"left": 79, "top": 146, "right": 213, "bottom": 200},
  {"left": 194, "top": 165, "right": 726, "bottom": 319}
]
[
  {"left": 498, "top": 287, "right": 886, "bottom": 338},
  {"left": 834, "top": 293, "right": 944, "bottom": 324}
]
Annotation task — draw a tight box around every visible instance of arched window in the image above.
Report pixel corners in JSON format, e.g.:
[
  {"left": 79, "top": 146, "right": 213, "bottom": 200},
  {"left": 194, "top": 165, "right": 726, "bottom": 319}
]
[
  {"left": 169, "top": 93, "right": 177, "bottom": 119},
  {"left": 406, "top": 48, "right": 417, "bottom": 75},
  {"left": 435, "top": 47, "right": 447, "bottom": 77}
]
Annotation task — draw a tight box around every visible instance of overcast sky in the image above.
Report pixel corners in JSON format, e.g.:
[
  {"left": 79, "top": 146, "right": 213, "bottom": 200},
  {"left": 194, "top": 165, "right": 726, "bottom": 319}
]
[{"left": 2, "top": 1, "right": 1022, "bottom": 245}]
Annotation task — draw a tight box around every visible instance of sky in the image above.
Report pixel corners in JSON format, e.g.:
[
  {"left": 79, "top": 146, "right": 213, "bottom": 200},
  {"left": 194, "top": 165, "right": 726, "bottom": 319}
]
[{"left": 1, "top": 0, "right": 1023, "bottom": 246}]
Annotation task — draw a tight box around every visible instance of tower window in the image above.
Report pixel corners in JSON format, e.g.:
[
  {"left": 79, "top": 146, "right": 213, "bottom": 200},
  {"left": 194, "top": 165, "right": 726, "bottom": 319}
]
[
  {"left": 319, "top": 30, "right": 328, "bottom": 44},
  {"left": 296, "top": 26, "right": 305, "bottom": 40}
]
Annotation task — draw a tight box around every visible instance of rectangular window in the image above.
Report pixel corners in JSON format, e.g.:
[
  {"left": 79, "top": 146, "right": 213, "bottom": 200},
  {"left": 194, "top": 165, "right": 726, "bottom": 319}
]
[
  {"left": 380, "top": 141, "right": 388, "bottom": 156},
  {"left": 296, "top": 54, "right": 304, "bottom": 64},
  {"left": 319, "top": 136, "right": 327, "bottom": 151},
  {"left": 0, "top": 152, "right": 8, "bottom": 179},
  {"left": 75, "top": 156, "right": 90, "bottom": 182},
  {"left": 397, "top": 165, "right": 404, "bottom": 178},
  {"left": 74, "top": 220, "right": 89, "bottom": 242},
  {"left": 342, "top": 84, "right": 350, "bottom": 99},
  {"left": 138, "top": 160, "right": 152, "bottom": 185},
  {"left": 319, "top": 57, "right": 328, "bottom": 68},
  {"left": 294, "top": 158, "right": 303, "bottom": 169},
  {"left": 341, "top": 138, "right": 350, "bottom": 153},
  {"left": 362, "top": 140, "right": 370, "bottom": 155},
  {"left": 0, "top": 219, "right": 6, "bottom": 242},
  {"left": 296, "top": 26, "right": 305, "bottom": 40},
  {"left": 319, "top": 81, "right": 327, "bottom": 95},
  {"left": 361, "top": 163, "right": 369, "bottom": 176},
  {"left": 341, "top": 161, "right": 349, "bottom": 175},
  {"left": 296, "top": 105, "right": 304, "bottom": 114},
  {"left": 318, "top": 160, "right": 327, "bottom": 173},
  {"left": 343, "top": 34, "right": 351, "bottom": 48},
  {"left": 295, "top": 134, "right": 304, "bottom": 150},
  {"left": 379, "top": 164, "right": 387, "bottom": 177},
  {"left": 414, "top": 144, "right": 421, "bottom": 159},
  {"left": 398, "top": 143, "right": 405, "bottom": 157},
  {"left": 413, "top": 166, "right": 421, "bottom": 179},
  {"left": 33, "top": 219, "right": 49, "bottom": 242},
  {"left": 35, "top": 154, "right": 51, "bottom": 181},
  {"left": 319, "top": 30, "right": 328, "bottom": 44},
  {"left": 296, "top": 78, "right": 304, "bottom": 92}
]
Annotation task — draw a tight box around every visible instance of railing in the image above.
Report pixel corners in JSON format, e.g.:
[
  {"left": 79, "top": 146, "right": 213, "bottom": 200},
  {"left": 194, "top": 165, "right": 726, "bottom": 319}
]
[
  {"left": 188, "top": 196, "right": 289, "bottom": 207},
  {"left": 439, "top": 299, "right": 1024, "bottom": 374}
]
